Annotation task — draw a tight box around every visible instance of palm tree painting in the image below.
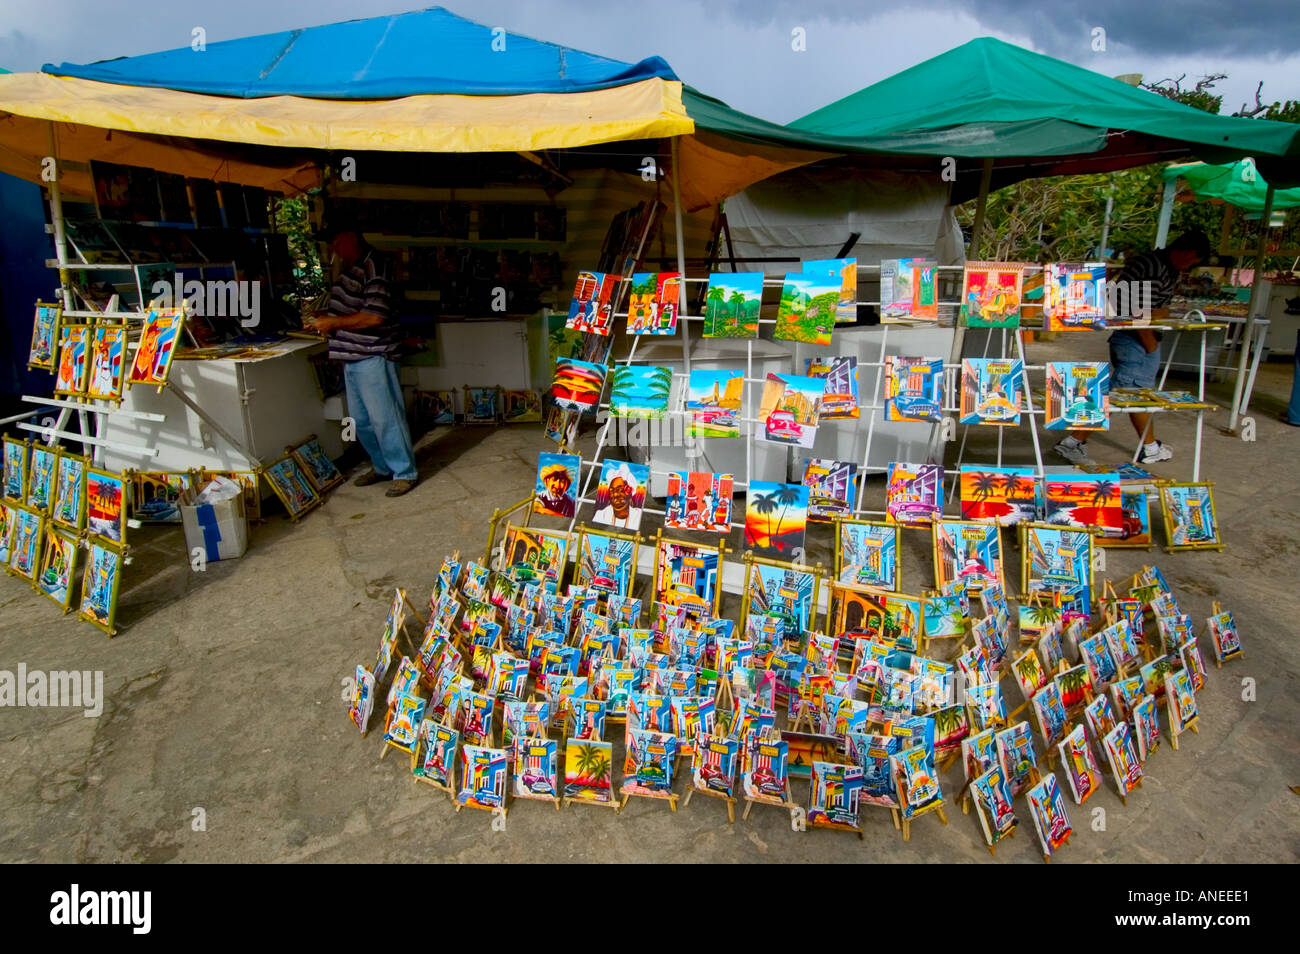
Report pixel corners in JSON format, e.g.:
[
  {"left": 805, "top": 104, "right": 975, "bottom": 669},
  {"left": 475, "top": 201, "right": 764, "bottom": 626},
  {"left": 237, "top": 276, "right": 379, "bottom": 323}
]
[
  {"left": 745, "top": 481, "right": 808, "bottom": 559},
  {"left": 703, "top": 272, "right": 763, "bottom": 338},
  {"left": 609, "top": 365, "right": 672, "bottom": 419},
  {"left": 565, "top": 741, "right": 613, "bottom": 800}
]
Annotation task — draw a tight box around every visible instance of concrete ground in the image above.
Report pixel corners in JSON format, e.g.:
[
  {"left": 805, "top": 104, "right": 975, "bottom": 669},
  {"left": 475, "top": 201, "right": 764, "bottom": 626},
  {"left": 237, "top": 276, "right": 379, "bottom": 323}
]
[{"left": 1, "top": 337, "right": 1298, "bottom": 864}]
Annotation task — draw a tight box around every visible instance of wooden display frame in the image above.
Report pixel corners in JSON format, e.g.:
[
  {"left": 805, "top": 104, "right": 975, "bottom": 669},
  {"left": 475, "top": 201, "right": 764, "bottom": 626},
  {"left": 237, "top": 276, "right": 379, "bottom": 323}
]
[
  {"left": 35, "top": 526, "right": 80, "bottom": 613},
  {"left": 85, "top": 324, "right": 130, "bottom": 403},
  {"left": 28, "top": 300, "right": 62, "bottom": 372},
  {"left": 651, "top": 531, "right": 726, "bottom": 620},
  {"left": 574, "top": 524, "right": 641, "bottom": 599},
  {"left": 289, "top": 435, "right": 344, "bottom": 494},
  {"left": 832, "top": 516, "right": 901, "bottom": 592},
  {"left": 50, "top": 451, "right": 88, "bottom": 533},
  {"left": 1019, "top": 522, "right": 1095, "bottom": 602},
  {"left": 932, "top": 518, "right": 1005, "bottom": 594},
  {"left": 84, "top": 466, "right": 128, "bottom": 548},
  {"left": 77, "top": 538, "right": 127, "bottom": 637},
  {"left": 6, "top": 504, "right": 44, "bottom": 582},
  {"left": 1159, "top": 482, "right": 1222, "bottom": 552},
  {"left": 738, "top": 552, "right": 825, "bottom": 647},
  {"left": 261, "top": 453, "right": 322, "bottom": 522},
  {"left": 2, "top": 436, "right": 29, "bottom": 505}
]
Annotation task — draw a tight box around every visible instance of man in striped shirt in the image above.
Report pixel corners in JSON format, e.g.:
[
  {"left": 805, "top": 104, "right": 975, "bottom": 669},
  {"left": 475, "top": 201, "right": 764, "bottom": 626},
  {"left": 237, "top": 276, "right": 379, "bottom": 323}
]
[
  {"left": 1055, "top": 230, "right": 1209, "bottom": 466},
  {"left": 305, "top": 225, "right": 418, "bottom": 496}
]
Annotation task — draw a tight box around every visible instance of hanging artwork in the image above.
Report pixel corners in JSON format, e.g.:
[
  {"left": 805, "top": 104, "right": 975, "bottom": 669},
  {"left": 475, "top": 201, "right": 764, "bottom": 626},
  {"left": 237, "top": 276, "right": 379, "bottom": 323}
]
[
  {"left": 959, "top": 358, "right": 1023, "bottom": 425},
  {"left": 1026, "top": 774, "right": 1073, "bottom": 860},
  {"left": 534, "top": 452, "right": 580, "bottom": 518},
  {"left": 1044, "top": 263, "right": 1107, "bottom": 330},
  {"left": 1045, "top": 362, "right": 1110, "bottom": 430},
  {"left": 884, "top": 356, "right": 944, "bottom": 422},
  {"left": 608, "top": 365, "right": 673, "bottom": 419},
  {"left": 805, "top": 355, "right": 859, "bottom": 420},
  {"left": 51, "top": 452, "right": 87, "bottom": 532},
  {"left": 960, "top": 261, "right": 1024, "bottom": 328},
  {"left": 54, "top": 326, "right": 90, "bottom": 396},
  {"left": 29, "top": 301, "right": 61, "bottom": 372},
  {"left": 290, "top": 438, "right": 343, "bottom": 494},
  {"left": 886, "top": 462, "right": 943, "bottom": 528},
  {"left": 702, "top": 272, "right": 764, "bottom": 338},
  {"left": 588, "top": 458, "right": 647, "bottom": 532},
  {"left": 552, "top": 357, "right": 608, "bottom": 413},
  {"left": 77, "top": 538, "right": 124, "bottom": 635},
  {"left": 880, "top": 258, "right": 938, "bottom": 320},
  {"left": 959, "top": 465, "right": 1038, "bottom": 525},
  {"left": 566, "top": 270, "right": 621, "bottom": 335},
  {"left": 932, "top": 519, "right": 1003, "bottom": 593},
  {"left": 744, "top": 481, "right": 808, "bottom": 561},
  {"left": 456, "top": 745, "right": 508, "bottom": 812},
  {"left": 686, "top": 369, "right": 742, "bottom": 437},
  {"left": 2, "top": 437, "right": 27, "bottom": 503},
  {"left": 756, "top": 373, "right": 824, "bottom": 449},
  {"left": 665, "top": 471, "right": 733, "bottom": 533},
  {"left": 85, "top": 468, "right": 126, "bottom": 545},
  {"left": 803, "top": 257, "right": 858, "bottom": 324},
  {"left": 85, "top": 325, "right": 128, "bottom": 402},
  {"left": 1160, "top": 483, "right": 1220, "bottom": 550},
  {"left": 263, "top": 455, "right": 321, "bottom": 520},
  {"left": 127, "top": 308, "right": 185, "bottom": 389},
  {"left": 774, "top": 272, "right": 840, "bottom": 346},
  {"left": 802, "top": 459, "right": 858, "bottom": 522},
  {"left": 27, "top": 445, "right": 56, "bottom": 513},
  {"left": 835, "top": 519, "right": 899, "bottom": 591},
  {"left": 970, "top": 766, "right": 1018, "bottom": 850},
  {"left": 626, "top": 272, "right": 681, "bottom": 336}
]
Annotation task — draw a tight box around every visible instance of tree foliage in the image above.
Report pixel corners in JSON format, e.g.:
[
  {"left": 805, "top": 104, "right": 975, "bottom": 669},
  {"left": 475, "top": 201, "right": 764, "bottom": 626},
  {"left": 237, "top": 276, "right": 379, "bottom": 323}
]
[{"left": 273, "top": 196, "right": 326, "bottom": 305}]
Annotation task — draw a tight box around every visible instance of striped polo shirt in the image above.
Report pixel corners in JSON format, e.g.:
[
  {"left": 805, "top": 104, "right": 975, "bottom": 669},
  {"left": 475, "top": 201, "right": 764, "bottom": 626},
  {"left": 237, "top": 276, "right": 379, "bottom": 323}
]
[
  {"left": 1111, "top": 249, "right": 1179, "bottom": 341},
  {"left": 326, "top": 249, "right": 399, "bottom": 361}
]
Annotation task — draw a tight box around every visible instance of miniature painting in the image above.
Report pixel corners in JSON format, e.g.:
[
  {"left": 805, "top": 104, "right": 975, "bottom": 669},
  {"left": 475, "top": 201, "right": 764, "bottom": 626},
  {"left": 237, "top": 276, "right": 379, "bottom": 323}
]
[
  {"left": 691, "top": 735, "right": 739, "bottom": 798},
  {"left": 1166, "top": 669, "right": 1198, "bottom": 736},
  {"left": 54, "top": 325, "right": 90, "bottom": 395},
  {"left": 835, "top": 519, "right": 899, "bottom": 590},
  {"left": 552, "top": 356, "right": 608, "bottom": 413},
  {"left": 885, "top": 356, "right": 944, "bottom": 422},
  {"left": 880, "top": 258, "right": 937, "bottom": 320},
  {"left": 960, "top": 261, "right": 1024, "bottom": 328},
  {"left": 77, "top": 538, "right": 122, "bottom": 632},
  {"left": 36, "top": 527, "right": 78, "bottom": 609},
  {"left": 803, "top": 257, "right": 858, "bottom": 323},
  {"left": 1079, "top": 633, "right": 1118, "bottom": 686},
  {"left": 591, "top": 458, "right": 648, "bottom": 532},
  {"left": 534, "top": 451, "right": 580, "bottom": 518},
  {"left": 971, "top": 766, "right": 1018, "bottom": 848},
  {"left": 1058, "top": 726, "right": 1100, "bottom": 808},
  {"left": 2, "top": 438, "right": 26, "bottom": 502},
  {"left": 894, "top": 745, "right": 941, "bottom": 816},
  {"left": 1055, "top": 664, "right": 1093, "bottom": 711},
  {"left": 967, "top": 682, "right": 1008, "bottom": 732},
  {"left": 626, "top": 272, "right": 681, "bottom": 336},
  {"left": 127, "top": 309, "right": 185, "bottom": 388},
  {"left": 86, "top": 326, "right": 128, "bottom": 401},
  {"left": 414, "top": 721, "right": 459, "bottom": 787},
  {"left": 264, "top": 455, "right": 319, "bottom": 519},
  {"left": 27, "top": 445, "right": 56, "bottom": 513},
  {"left": 291, "top": 438, "right": 343, "bottom": 493},
  {"left": 886, "top": 461, "right": 943, "bottom": 527},
  {"left": 456, "top": 745, "right": 508, "bottom": 811},
  {"left": 51, "top": 453, "right": 87, "bottom": 531},
  {"left": 1139, "top": 654, "right": 1176, "bottom": 697},
  {"left": 741, "top": 737, "right": 789, "bottom": 804},
  {"left": 1042, "top": 473, "right": 1123, "bottom": 534},
  {"left": 513, "top": 737, "right": 560, "bottom": 801},
  {"left": 665, "top": 470, "right": 733, "bottom": 533},
  {"left": 653, "top": 538, "right": 720, "bottom": 615},
  {"left": 502, "top": 389, "right": 543, "bottom": 423},
  {"left": 1131, "top": 694, "right": 1160, "bottom": 762},
  {"left": 348, "top": 665, "right": 375, "bottom": 735},
  {"left": 609, "top": 365, "right": 673, "bottom": 419},
  {"left": 1044, "top": 263, "right": 1107, "bottom": 330},
  {"left": 1102, "top": 722, "right": 1144, "bottom": 797},
  {"left": 686, "top": 369, "right": 742, "bottom": 437},
  {"left": 756, "top": 373, "right": 824, "bottom": 449},
  {"left": 566, "top": 270, "right": 620, "bottom": 335},
  {"left": 932, "top": 519, "right": 1002, "bottom": 592},
  {"left": 996, "top": 721, "right": 1039, "bottom": 798},
  {"left": 805, "top": 355, "right": 859, "bottom": 420},
  {"left": 1160, "top": 483, "right": 1220, "bottom": 549},
  {"left": 808, "top": 761, "right": 864, "bottom": 831},
  {"left": 1026, "top": 774, "right": 1072, "bottom": 857},
  {"left": 959, "top": 358, "right": 1023, "bottom": 425},
  {"left": 1045, "top": 362, "right": 1109, "bottom": 431},
  {"left": 623, "top": 729, "right": 677, "bottom": 796},
  {"left": 774, "top": 272, "right": 839, "bottom": 346},
  {"left": 1031, "top": 682, "right": 1069, "bottom": 749},
  {"left": 1012, "top": 648, "right": 1049, "bottom": 702},
  {"left": 959, "top": 465, "right": 1037, "bottom": 525},
  {"left": 744, "top": 481, "right": 808, "bottom": 560},
  {"left": 564, "top": 739, "right": 614, "bottom": 803},
  {"left": 29, "top": 302, "right": 61, "bottom": 371},
  {"left": 384, "top": 692, "right": 426, "bottom": 753},
  {"left": 703, "top": 272, "right": 764, "bottom": 338},
  {"left": 802, "top": 458, "right": 857, "bottom": 522},
  {"left": 923, "top": 595, "right": 966, "bottom": 640}
]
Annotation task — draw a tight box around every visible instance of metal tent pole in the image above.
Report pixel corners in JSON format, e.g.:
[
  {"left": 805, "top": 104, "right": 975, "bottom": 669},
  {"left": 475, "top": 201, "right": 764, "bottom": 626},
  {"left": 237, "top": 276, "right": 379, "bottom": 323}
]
[
  {"left": 1228, "top": 182, "right": 1275, "bottom": 432},
  {"left": 1154, "top": 177, "right": 1177, "bottom": 249}
]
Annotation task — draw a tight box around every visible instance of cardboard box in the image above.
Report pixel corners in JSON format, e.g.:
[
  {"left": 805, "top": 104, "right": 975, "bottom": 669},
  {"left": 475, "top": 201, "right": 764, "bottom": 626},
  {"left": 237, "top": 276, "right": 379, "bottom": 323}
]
[{"left": 179, "top": 480, "right": 249, "bottom": 562}]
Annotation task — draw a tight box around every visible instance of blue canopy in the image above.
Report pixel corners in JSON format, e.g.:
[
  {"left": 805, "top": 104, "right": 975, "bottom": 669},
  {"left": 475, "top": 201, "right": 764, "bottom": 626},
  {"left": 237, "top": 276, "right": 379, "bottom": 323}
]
[{"left": 42, "top": 6, "right": 678, "bottom": 98}]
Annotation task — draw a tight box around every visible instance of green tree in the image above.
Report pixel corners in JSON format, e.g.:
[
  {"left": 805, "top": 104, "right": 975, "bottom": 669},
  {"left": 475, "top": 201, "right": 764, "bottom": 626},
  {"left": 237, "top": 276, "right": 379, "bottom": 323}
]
[{"left": 273, "top": 196, "right": 325, "bottom": 305}]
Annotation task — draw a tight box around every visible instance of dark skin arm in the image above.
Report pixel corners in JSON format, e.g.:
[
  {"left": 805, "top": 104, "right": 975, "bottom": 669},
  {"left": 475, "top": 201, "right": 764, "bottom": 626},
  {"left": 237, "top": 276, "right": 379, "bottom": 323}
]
[{"left": 304, "top": 311, "right": 385, "bottom": 334}]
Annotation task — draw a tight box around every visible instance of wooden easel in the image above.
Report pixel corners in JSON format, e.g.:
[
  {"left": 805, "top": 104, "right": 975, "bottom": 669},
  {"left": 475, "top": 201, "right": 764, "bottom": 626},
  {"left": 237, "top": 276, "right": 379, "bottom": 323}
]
[
  {"left": 681, "top": 736, "right": 738, "bottom": 823},
  {"left": 1209, "top": 601, "right": 1243, "bottom": 669},
  {"left": 891, "top": 762, "right": 948, "bottom": 842},
  {"left": 412, "top": 718, "right": 459, "bottom": 805}
]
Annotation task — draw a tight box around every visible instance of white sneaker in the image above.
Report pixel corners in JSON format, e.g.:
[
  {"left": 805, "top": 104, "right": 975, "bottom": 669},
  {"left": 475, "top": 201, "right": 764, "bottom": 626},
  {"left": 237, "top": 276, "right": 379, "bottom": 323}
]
[
  {"left": 1138, "top": 441, "right": 1173, "bottom": 463},
  {"left": 1054, "top": 439, "right": 1090, "bottom": 464}
]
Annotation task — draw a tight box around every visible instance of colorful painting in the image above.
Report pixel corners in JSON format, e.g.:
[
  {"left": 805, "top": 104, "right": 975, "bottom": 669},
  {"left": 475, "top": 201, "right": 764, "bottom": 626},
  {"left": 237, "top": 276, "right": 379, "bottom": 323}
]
[
  {"left": 129, "top": 472, "right": 190, "bottom": 523},
  {"left": 29, "top": 302, "right": 61, "bottom": 371},
  {"left": 2, "top": 438, "right": 26, "bottom": 502},
  {"left": 513, "top": 737, "right": 560, "bottom": 801},
  {"left": 375, "top": 589, "right": 406, "bottom": 684},
  {"left": 591, "top": 458, "right": 648, "bottom": 532},
  {"left": 808, "top": 761, "right": 864, "bottom": 830},
  {"left": 880, "top": 258, "right": 938, "bottom": 320},
  {"left": 802, "top": 459, "right": 857, "bottom": 522},
  {"left": 703, "top": 272, "right": 764, "bottom": 338},
  {"left": 967, "top": 682, "right": 1007, "bottom": 732},
  {"left": 1042, "top": 473, "right": 1123, "bottom": 534},
  {"left": 971, "top": 766, "right": 1018, "bottom": 847},
  {"left": 626, "top": 272, "right": 681, "bottom": 335},
  {"left": 885, "top": 356, "right": 944, "bottom": 422},
  {"left": 264, "top": 455, "right": 319, "bottom": 519},
  {"left": 534, "top": 451, "right": 580, "bottom": 518},
  {"left": 1166, "top": 669, "right": 1199, "bottom": 736},
  {"left": 803, "top": 257, "right": 858, "bottom": 323},
  {"left": 1055, "top": 664, "right": 1093, "bottom": 711},
  {"left": 456, "top": 745, "right": 508, "bottom": 810},
  {"left": 576, "top": 530, "right": 635, "bottom": 597},
  {"left": 290, "top": 438, "right": 343, "bottom": 494},
  {"left": 502, "top": 389, "right": 543, "bottom": 423},
  {"left": 1102, "top": 619, "right": 1142, "bottom": 672},
  {"left": 1103, "top": 490, "right": 1152, "bottom": 546},
  {"left": 51, "top": 453, "right": 86, "bottom": 531},
  {"left": 744, "top": 481, "right": 808, "bottom": 560},
  {"left": 623, "top": 729, "right": 677, "bottom": 795},
  {"left": 686, "top": 369, "right": 742, "bottom": 437},
  {"left": 383, "top": 692, "right": 426, "bottom": 752},
  {"left": 1180, "top": 641, "right": 1208, "bottom": 693},
  {"left": 1023, "top": 524, "right": 1092, "bottom": 607},
  {"left": 741, "top": 737, "right": 789, "bottom": 804},
  {"left": 1045, "top": 362, "right": 1110, "bottom": 430},
  {"left": 564, "top": 738, "right": 614, "bottom": 802},
  {"left": 756, "top": 373, "right": 824, "bottom": 449},
  {"left": 924, "top": 594, "right": 966, "bottom": 640},
  {"left": 932, "top": 519, "right": 1002, "bottom": 592},
  {"left": 85, "top": 325, "right": 128, "bottom": 401},
  {"left": 84, "top": 468, "right": 126, "bottom": 545},
  {"left": 836, "top": 519, "right": 898, "bottom": 590},
  {"left": 1057, "top": 724, "right": 1101, "bottom": 805},
  {"left": 552, "top": 356, "right": 608, "bottom": 413},
  {"left": 609, "top": 365, "right": 673, "bottom": 419},
  {"left": 566, "top": 270, "right": 620, "bottom": 335},
  {"left": 1161, "top": 483, "right": 1220, "bottom": 549},
  {"left": 26, "top": 445, "right": 56, "bottom": 513},
  {"left": 665, "top": 471, "right": 733, "bottom": 533},
  {"left": 1101, "top": 722, "right": 1144, "bottom": 797},
  {"left": 414, "top": 721, "right": 459, "bottom": 787},
  {"left": 35, "top": 527, "right": 77, "bottom": 608},
  {"left": 54, "top": 325, "right": 90, "bottom": 395},
  {"left": 421, "top": 389, "right": 456, "bottom": 425},
  {"left": 894, "top": 745, "right": 941, "bottom": 816},
  {"left": 78, "top": 538, "right": 123, "bottom": 633},
  {"left": 463, "top": 386, "right": 501, "bottom": 423},
  {"left": 1026, "top": 774, "right": 1072, "bottom": 857},
  {"left": 845, "top": 732, "right": 900, "bottom": 807},
  {"left": 691, "top": 735, "right": 738, "bottom": 798},
  {"left": 1031, "top": 682, "right": 1069, "bottom": 748},
  {"left": 959, "top": 465, "right": 1038, "bottom": 525},
  {"left": 1044, "top": 263, "right": 1107, "bottom": 331},
  {"left": 1079, "top": 634, "right": 1118, "bottom": 686},
  {"left": 744, "top": 560, "right": 816, "bottom": 646},
  {"left": 995, "top": 721, "right": 1038, "bottom": 797},
  {"left": 127, "top": 309, "right": 184, "bottom": 388},
  {"left": 1207, "top": 610, "right": 1241, "bottom": 664},
  {"left": 1132, "top": 694, "right": 1160, "bottom": 761},
  {"left": 0, "top": 503, "right": 13, "bottom": 566},
  {"left": 960, "top": 261, "right": 1024, "bottom": 328},
  {"left": 774, "top": 272, "right": 840, "bottom": 346},
  {"left": 886, "top": 462, "right": 943, "bottom": 527},
  {"left": 653, "top": 538, "right": 721, "bottom": 615},
  {"left": 805, "top": 355, "right": 859, "bottom": 420},
  {"left": 959, "top": 358, "right": 1023, "bottom": 425},
  {"left": 348, "top": 665, "right": 375, "bottom": 735}
]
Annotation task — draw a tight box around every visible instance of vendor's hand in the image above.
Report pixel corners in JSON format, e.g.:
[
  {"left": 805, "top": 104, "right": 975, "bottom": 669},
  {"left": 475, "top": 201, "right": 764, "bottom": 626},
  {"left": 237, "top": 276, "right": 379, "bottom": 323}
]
[{"left": 304, "top": 315, "right": 333, "bottom": 335}]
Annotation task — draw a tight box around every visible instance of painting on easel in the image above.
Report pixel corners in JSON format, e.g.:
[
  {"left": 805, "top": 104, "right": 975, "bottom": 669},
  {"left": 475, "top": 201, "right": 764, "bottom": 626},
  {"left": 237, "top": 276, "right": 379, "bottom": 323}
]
[
  {"left": 564, "top": 739, "right": 615, "bottom": 807},
  {"left": 1026, "top": 774, "right": 1072, "bottom": 862},
  {"left": 808, "top": 762, "right": 864, "bottom": 834},
  {"left": 413, "top": 721, "right": 459, "bottom": 795},
  {"left": 970, "top": 766, "right": 1018, "bottom": 853},
  {"left": 455, "top": 745, "right": 508, "bottom": 813},
  {"left": 512, "top": 737, "right": 561, "bottom": 806}
]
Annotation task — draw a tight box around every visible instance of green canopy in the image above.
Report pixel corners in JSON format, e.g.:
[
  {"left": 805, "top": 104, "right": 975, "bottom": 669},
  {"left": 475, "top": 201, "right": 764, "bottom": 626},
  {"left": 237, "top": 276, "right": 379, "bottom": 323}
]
[
  {"left": 1162, "top": 160, "right": 1300, "bottom": 212},
  {"left": 790, "top": 38, "right": 1300, "bottom": 195}
]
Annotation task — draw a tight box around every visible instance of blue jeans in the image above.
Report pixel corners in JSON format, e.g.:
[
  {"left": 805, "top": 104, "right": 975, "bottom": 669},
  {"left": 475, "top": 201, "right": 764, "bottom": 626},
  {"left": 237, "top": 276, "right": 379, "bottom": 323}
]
[
  {"left": 1289, "top": 330, "right": 1300, "bottom": 425},
  {"left": 343, "top": 356, "right": 417, "bottom": 481},
  {"left": 1109, "top": 331, "right": 1162, "bottom": 389}
]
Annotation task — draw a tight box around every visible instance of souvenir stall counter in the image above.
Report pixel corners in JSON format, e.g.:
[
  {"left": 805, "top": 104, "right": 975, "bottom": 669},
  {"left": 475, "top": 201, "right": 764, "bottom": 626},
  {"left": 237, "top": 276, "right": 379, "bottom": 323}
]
[{"left": 98, "top": 339, "right": 341, "bottom": 474}]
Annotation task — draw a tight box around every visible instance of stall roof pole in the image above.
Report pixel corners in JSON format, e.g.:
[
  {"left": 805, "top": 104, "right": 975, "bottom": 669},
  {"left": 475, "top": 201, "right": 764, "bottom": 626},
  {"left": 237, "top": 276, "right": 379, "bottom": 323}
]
[
  {"left": 967, "top": 158, "right": 995, "bottom": 259},
  {"left": 671, "top": 136, "right": 691, "bottom": 379},
  {"left": 1155, "top": 177, "right": 1177, "bottom": 249},
  {"left": 1228, "top": 181, "right": 1275, "bottom": 433}
]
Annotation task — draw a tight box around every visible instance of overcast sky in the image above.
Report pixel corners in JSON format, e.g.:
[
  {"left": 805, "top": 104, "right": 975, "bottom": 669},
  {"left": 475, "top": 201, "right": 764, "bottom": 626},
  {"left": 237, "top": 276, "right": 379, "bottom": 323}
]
[{"left": 2, "top": 0, "right": 1297, "bottom": 122}]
